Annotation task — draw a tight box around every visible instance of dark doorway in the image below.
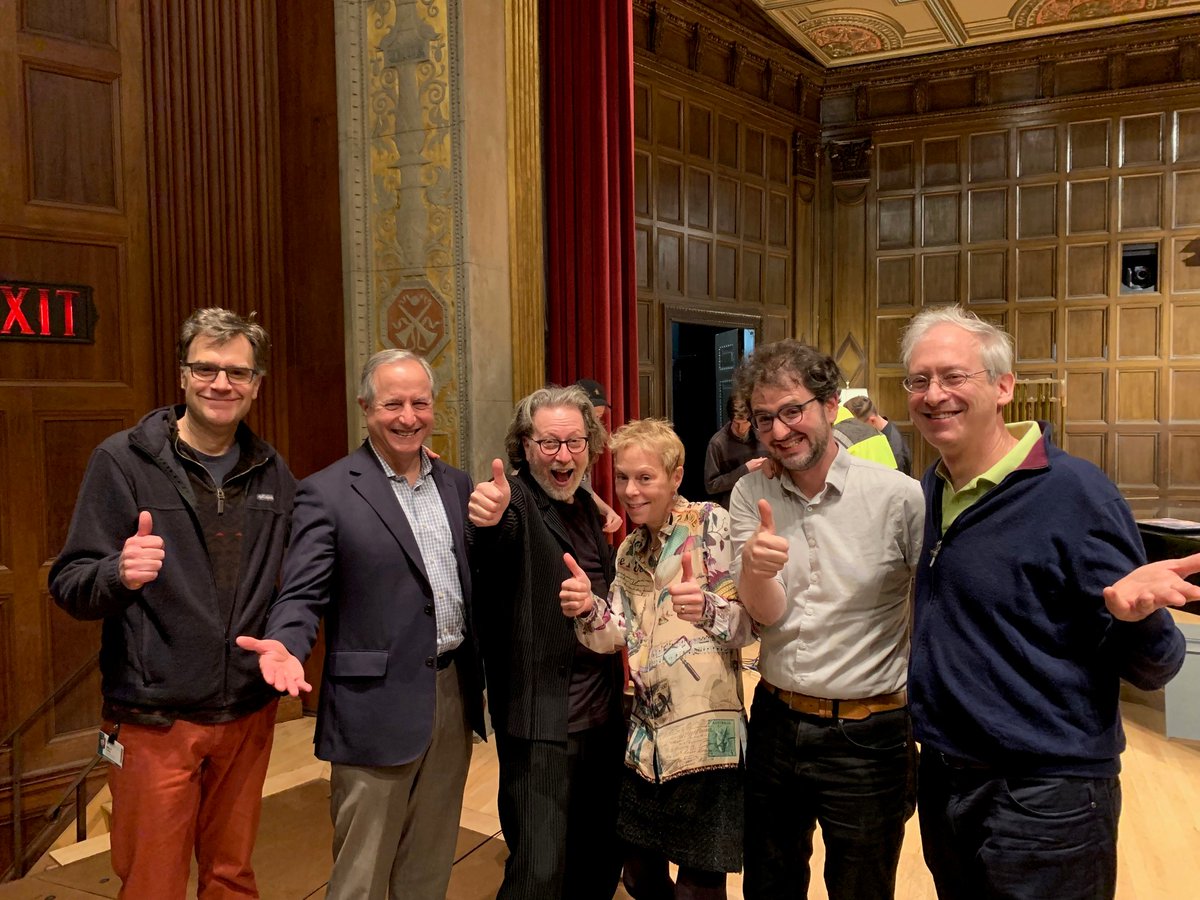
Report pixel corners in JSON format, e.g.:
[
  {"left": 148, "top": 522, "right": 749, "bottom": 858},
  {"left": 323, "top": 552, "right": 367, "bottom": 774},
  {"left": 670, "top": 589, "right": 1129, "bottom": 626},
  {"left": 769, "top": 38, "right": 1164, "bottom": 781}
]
[{"left": 670, "top": 321, "right": 756, "bottom": 503}]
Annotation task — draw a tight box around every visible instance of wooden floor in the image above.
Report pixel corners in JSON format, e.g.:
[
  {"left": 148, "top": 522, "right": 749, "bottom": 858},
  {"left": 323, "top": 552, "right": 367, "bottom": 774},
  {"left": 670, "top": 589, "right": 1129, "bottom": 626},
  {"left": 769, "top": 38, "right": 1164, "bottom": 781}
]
[{"left": 26, "top": 672, "right": 1200, "bottom": 899}]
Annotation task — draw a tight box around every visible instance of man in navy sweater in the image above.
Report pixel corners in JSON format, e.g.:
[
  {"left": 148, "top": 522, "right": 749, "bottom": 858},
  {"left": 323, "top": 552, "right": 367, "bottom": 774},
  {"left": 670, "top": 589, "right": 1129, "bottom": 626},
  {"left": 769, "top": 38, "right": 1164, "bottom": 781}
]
[{"left": 901, "top": 305, "right": 1184, "bottom": 900}]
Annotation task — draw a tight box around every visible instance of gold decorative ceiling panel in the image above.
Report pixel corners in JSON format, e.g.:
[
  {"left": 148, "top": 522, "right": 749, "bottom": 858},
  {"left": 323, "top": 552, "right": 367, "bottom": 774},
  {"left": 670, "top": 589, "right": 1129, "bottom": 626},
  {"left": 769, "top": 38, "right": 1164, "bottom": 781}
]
[{"left": 753, "top": 0, "right": 1200, "bottom": 66}]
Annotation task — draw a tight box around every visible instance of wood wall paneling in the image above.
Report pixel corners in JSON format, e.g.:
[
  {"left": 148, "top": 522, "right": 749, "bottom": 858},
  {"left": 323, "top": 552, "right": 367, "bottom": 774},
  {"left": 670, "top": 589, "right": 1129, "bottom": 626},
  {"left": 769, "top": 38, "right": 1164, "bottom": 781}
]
[
  {"left": 1066, "top": 243, "right": 1108, "bottom": 297},
  {"left": 1067, "top": 370, "right": 1106, "bottom": 422},
  {"left": 26, "top": 67, "right": 118, "bottom": 208},
  {"left": 24, "top": 0, "right": 114, "bottom": 46}
]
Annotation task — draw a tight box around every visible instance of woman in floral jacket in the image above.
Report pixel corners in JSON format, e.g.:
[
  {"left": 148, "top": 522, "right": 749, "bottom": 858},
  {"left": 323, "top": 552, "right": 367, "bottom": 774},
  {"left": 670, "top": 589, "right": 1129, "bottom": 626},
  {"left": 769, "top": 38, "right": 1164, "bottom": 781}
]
[{"left": 559, "top": 418, "right": 756, "bottom": 899}]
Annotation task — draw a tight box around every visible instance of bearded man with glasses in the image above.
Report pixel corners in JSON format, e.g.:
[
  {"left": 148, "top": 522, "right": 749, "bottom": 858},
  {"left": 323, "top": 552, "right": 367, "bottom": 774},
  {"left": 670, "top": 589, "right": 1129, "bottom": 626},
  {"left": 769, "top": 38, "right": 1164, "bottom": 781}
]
[
  {"left": 466, "top": 384, "right": 625, "bottom": 900},
  {"left": 728, "top": 339, "right": 924, "bottom": 900},
  {"left": 50, "top": 307, "right": 296, "bottom": 898}
]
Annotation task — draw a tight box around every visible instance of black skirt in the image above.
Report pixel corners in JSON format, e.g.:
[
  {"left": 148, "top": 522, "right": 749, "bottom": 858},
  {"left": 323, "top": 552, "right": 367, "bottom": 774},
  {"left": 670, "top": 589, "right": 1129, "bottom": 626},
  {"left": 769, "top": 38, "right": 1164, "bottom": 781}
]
[{"left": 616, "top": 765, "right": 744, "bottom": 873}]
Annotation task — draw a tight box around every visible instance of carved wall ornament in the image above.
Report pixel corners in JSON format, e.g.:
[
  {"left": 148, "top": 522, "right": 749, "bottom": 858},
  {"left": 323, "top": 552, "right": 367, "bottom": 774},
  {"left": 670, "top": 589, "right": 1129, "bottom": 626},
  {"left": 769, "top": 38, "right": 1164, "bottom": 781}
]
[
  {"left": 341, "top": 0, "right": 470, "bottom": 460},
  {"left": 648, "top": 1, "right": 665, "bottom": 53},
  {"left": 1039, "top": 60, "right": 1056, "bottom": 98},
  {"left": 379, "top": 281, "right": 449, "bottom": 359},
  {"left": 793, "top": 133, "right": 820, "bottom": 178},
  {"left": 1181, "top": 41, "right": 1199, "bottom": 80},
  {"left": 728, "top": 41, "right": 744, "bottom": 86},
  {"left": 1108, "top": 52, "right": 1126, "bottom": 89},
  {"left": 855, "top": 85, "right": 868, "bottom": 121},
  {"left": 974, "top": 70, "right": 991, "bottom": 106},
  {"left": 763, "top": 59, "right": 774, "bottom": 103},
  {"left": 914, "top": 79, "right": 929, "bottom": 114},
  {"left": 688, "top": 22, "right": 706, "bottom": 71},
  {"left": 835, "top": 332, "right": 866, "bottom": 387},
  {"left": 801, "top": 15, "right": 902, "bottom": 60},
  {"left": 827, "top": 139, "right": 873, "bottom": 181}
]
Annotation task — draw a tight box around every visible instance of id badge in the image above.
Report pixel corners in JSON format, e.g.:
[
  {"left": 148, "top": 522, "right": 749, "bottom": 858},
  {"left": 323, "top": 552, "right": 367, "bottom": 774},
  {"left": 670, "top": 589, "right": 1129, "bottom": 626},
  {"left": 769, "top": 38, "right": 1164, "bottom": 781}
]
[{"left": 98, "top": 726, "right": 125, "bottom": 768}]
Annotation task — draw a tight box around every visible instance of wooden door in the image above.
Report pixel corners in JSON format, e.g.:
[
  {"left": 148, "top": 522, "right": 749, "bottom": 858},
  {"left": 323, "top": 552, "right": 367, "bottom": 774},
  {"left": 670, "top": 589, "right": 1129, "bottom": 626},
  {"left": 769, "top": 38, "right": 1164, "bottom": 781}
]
[{"left": 0, "top": 0, "right": 153, "bottom": 865}]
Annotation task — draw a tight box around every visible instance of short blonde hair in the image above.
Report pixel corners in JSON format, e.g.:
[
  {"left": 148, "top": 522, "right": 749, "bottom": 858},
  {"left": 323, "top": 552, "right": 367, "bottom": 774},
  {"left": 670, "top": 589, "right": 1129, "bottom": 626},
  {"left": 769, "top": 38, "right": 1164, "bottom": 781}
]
[{"left": 609, "top": 418, "right": 684, "bottom": 473}]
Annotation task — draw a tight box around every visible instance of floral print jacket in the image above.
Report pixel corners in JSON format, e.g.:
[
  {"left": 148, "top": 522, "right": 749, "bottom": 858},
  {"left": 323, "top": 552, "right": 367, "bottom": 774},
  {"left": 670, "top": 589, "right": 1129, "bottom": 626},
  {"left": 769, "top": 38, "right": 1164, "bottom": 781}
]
[{"left": 576, "top": 496, "right": 755, "bottom": 782}]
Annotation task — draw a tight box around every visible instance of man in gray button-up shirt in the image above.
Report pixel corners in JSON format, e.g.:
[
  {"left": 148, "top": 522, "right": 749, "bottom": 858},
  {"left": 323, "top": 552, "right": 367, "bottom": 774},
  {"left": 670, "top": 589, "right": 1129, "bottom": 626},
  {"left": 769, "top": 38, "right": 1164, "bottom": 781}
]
[{"left": 729, "top": 339, "right": 923, "bottom": 900}]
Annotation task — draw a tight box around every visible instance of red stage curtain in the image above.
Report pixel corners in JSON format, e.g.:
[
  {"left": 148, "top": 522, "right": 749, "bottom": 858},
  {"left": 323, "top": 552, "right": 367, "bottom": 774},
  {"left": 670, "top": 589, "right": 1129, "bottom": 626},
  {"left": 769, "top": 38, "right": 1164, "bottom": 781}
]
[{"left": 541, "top": 0, "right": 638, "bottom": 517}]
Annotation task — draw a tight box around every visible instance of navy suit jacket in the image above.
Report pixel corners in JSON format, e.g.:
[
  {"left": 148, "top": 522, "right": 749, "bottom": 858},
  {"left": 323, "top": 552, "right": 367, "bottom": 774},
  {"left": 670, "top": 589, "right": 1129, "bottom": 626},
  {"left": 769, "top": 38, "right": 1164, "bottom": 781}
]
[{"left": 265, "top": 442, "right": 485, "bottom": 766}]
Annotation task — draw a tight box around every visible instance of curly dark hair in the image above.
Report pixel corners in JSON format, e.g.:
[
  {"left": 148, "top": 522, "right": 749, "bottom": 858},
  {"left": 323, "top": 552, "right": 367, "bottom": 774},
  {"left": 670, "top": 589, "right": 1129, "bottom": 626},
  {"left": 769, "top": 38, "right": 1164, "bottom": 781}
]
[{"left": 733, "top": 339, "right": 843, "bottom": 406}]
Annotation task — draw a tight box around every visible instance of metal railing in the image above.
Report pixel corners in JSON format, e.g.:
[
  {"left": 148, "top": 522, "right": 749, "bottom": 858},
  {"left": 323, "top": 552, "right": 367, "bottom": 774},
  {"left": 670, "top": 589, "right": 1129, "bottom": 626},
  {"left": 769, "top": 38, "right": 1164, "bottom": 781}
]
[{"left": 1, "top": 651, "right": 102, "bottom": 882}]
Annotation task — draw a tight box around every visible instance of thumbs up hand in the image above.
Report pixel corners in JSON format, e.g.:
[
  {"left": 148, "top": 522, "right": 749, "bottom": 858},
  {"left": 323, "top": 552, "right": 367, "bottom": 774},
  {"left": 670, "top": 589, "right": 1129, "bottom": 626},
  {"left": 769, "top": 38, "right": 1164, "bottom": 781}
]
[
  {"left": 669, "top": 551, "right": 706, "bottom": 624},
  {"left": 559, "top": 553, "right": 597, "bottom": 618},
  {"left": 120, "top": 510, "right": 166, "bottom": 590},
  {"left": 468, "top": 458, "right": 512, "bottom": 527},
  {"left": 742, "top": 499, "right": 789, "bottom": 579}
]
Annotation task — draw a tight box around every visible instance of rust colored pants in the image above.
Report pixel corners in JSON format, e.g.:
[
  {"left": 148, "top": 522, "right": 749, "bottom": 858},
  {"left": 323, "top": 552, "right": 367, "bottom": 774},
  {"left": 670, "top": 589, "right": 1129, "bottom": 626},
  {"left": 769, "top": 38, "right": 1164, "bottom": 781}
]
[{"left": 107, "top": 700, "right": 278, "bottom": 899}]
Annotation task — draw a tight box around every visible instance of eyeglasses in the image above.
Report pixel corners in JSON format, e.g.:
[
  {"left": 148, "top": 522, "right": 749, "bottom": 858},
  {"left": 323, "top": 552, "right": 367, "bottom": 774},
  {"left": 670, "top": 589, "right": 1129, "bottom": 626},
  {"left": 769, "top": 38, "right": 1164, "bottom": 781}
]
[
  {"left": 752, "top": 396, "right": 822, "bottom": 432},
  {"left": 182, "top": 362, "right": 259, "bottom": 385},
  {"left": 901, "top": 370, "right": 988, "bottom": 394},
  {"left": 529, "top": 437, "right": 588, "bottom": 456}
]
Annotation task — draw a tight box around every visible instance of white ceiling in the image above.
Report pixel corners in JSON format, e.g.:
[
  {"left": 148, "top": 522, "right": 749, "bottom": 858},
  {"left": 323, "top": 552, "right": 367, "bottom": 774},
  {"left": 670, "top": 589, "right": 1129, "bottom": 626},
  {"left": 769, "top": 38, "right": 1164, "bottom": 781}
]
[{"left": 752, "top": 0, "right": 1200, "bottom": 67}]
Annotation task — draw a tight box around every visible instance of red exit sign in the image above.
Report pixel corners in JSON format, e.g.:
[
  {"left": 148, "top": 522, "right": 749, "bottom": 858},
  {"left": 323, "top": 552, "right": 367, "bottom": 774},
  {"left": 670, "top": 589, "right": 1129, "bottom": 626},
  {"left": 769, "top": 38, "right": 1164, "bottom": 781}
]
[{"left": 1, "top": 280, "right": 97, "bottom": 343}]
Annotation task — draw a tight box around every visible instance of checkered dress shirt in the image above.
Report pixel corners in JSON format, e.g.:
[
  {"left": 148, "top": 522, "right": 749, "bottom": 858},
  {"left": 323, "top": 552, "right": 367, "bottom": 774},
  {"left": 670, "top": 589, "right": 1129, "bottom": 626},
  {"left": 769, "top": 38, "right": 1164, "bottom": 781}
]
[{"left": 369, "top": 442, "right": 465, "bottom": 654}]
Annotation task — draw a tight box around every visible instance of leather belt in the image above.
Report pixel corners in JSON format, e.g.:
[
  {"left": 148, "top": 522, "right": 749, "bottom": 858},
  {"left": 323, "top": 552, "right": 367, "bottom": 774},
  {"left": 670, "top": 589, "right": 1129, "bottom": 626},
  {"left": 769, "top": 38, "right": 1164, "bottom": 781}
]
[
  {"left": 436, "top": 648, "right": 457, "bottom": 670},
  {"left": 760, "top": 679, "right": 906, "bottom": 721}
]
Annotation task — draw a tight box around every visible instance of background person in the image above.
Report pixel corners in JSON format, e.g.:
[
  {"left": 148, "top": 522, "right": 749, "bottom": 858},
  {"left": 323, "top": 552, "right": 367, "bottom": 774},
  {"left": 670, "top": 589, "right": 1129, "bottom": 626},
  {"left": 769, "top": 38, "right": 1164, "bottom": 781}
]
[
  {"left": 844, "top": 395, "right": 912, "bottom": 476},
  {"left": 576, "top": 377, "right": 623, "bottom": 533},
  {"left": 50, "top": 308, "right": 295, "bottom": 899},
  {"left": 703, "top": 394, "right": 766, "bottom": 509},
  {"left": 561, "top": 418, "right": 755, "bottom": 899}
]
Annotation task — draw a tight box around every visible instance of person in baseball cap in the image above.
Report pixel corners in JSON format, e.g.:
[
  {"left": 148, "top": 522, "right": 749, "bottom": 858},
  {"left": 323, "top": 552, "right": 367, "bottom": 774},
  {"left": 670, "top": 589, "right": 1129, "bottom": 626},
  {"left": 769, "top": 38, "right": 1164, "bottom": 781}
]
[{"left": 576, "top": 378, "right": 620, "bottom": 533}]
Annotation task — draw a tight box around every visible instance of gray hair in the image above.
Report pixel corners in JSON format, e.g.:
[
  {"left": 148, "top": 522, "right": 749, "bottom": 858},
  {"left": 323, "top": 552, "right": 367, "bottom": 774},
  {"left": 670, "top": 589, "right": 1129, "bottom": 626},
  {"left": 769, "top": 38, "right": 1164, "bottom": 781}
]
[
  {"left": 505, "top": 384, "right": 606, "bottom": 471},
  {"left": 900, "top": 306, "right": 1014, "bottom": 379},
  {"left": 357, "top": 350, "right": 436, "bottom": 405},
  {"left": 177, "top": 308, "right": 271, "bottom": 372}
]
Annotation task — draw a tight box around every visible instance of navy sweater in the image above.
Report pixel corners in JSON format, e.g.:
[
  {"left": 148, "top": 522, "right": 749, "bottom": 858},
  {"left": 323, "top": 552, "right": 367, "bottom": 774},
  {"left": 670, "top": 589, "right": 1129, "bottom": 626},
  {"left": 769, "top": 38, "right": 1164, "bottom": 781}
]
[{"left": 909, "top": 429, "right": 1185, "bottom": 776}]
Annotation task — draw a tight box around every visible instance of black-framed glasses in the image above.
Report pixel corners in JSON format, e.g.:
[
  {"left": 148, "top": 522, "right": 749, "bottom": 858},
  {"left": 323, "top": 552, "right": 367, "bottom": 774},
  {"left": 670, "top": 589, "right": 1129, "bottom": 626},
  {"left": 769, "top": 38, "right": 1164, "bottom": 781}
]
[
  {"left": 529, "top": 437, "right": 588, "bottom": 456},
  {"left": 901, "top": 370, "right": 987, "bottom": 394},
  {"left": 182, "top": 362, "right": 259, "bottom": 385},
  {"left": 752, "top": 396, "right": 822, "bottom": 432}
]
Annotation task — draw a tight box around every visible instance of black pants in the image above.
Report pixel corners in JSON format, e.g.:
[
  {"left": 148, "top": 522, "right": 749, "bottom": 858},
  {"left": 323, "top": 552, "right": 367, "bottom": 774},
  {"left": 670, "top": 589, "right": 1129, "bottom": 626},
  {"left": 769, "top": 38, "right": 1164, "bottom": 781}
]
[
  {"left": 743, "top": 685, "right": 915, "bottom": 900},
  {"left": 494, "top": 720, "right": 624, "bottom": 900},
  {"left": 918, "top": 751, "right": 1120, "bottom": 900}
]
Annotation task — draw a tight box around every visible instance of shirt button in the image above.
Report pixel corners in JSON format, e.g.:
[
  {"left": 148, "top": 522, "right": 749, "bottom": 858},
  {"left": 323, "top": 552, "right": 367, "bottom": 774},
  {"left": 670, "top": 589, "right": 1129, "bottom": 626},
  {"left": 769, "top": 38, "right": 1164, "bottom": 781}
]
[
  {"left": 799, "top": 641, "right": 808, "bottom": 650},
  {"left": 805, "top": 607, "right": 814, "bottom": 616},
  {"left": 425, "top": 656, "right": 435, "bottom": 668}
]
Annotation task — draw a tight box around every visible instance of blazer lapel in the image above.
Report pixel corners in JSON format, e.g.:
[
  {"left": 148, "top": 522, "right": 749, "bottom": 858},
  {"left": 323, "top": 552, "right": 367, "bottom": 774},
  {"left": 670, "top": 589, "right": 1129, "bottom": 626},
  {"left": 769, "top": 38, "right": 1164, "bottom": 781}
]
[{"left": 349, "top": 444, "right": 432, "bottom": 589}]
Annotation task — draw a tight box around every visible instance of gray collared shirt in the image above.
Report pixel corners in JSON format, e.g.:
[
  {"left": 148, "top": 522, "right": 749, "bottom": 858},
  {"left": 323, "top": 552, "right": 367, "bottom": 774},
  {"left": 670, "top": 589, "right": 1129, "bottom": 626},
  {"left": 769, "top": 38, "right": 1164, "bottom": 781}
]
[
  {"left": 730, "top": 448, "right": 924, "bottom": 699},
  {"left": 368, "top": 442, "right": 465, "bottom": 654}
]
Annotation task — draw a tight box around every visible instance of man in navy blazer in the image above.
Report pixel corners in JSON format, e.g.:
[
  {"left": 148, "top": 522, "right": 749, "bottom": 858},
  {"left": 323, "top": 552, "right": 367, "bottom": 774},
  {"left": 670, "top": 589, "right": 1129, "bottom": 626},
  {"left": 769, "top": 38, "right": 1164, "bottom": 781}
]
[{"left": 238, "top": 349, "right": 485, "bottom": 900}]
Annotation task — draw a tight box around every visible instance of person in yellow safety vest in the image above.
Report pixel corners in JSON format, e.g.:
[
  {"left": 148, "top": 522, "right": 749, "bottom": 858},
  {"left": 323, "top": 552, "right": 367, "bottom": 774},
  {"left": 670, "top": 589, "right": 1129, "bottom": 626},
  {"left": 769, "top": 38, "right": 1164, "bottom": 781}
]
[{"left": 834, "top": 404, "right": 898, "bottom": 468}]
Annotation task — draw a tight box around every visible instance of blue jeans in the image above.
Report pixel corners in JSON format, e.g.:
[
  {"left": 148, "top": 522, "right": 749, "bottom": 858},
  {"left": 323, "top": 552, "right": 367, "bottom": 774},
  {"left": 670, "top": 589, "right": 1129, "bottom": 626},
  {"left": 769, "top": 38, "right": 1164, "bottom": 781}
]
[
  {"left": 918, "top": 751, "right": 1120, "bottom": 900},
  {"left": 743, "top": 684, "right": 915, "bottom": 900}
]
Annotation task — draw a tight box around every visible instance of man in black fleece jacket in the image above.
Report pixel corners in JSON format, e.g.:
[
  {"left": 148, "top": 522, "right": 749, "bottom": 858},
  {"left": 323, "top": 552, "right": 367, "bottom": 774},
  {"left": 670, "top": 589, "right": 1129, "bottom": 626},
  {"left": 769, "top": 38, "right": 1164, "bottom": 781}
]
[{"left": 49, "top": 308, "right": 295, "bottom": 899}]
